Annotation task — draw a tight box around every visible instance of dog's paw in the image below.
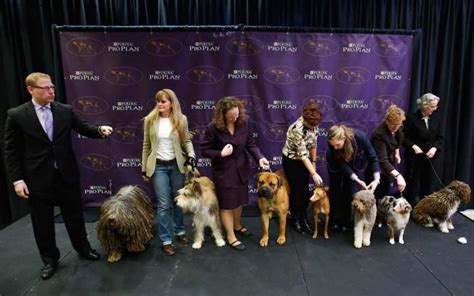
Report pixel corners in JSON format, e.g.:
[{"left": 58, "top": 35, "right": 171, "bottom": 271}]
[
  {"left": 312, "top": 232, "right": 318, "bottom": 239},
  {"left": 354, "top": 242, "right": 362, "bottom": 249},
  {"left": 363, "top": 240, "right": 371, "bottom": 247},
  {"left": 324, "top": 232, "right": 329, "bottom": 239},
  {"left": 192, "top": 241, "right": 203, "bottom": 249},
  {"left": 276, "top": 236, "right": 286, "bottom": 245},
  {"left": 389, "top": 238, "right": 395, "bottom": 245},
  {"left": 108, "top": 252, "right": 122, "bottom": 262},
  {"left": 448, "top": 224, "right": 455, "bottom": 230},
  {"left": 260, "top": 237, "right": 269, "bottom": 247},
  {"left": 439, "top": 227, "right": 449, "bottom": 233},
  {"left": 423, "top": 223, "right": 434, "bottom": 228},
  {"left": 215, "top": 239, "right": 226, "bottom": 247},
  {"left": 398, "top": 238, "right": 405, "bottom": 244}
]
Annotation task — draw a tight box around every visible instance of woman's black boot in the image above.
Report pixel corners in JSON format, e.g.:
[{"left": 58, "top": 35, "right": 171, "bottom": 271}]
[{"left": 288, "top": 213, "right": 305, "bottom": 233}]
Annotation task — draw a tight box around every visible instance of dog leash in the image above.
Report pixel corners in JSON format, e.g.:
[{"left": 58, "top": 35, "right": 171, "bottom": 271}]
[
  {"left": 258, "top": 166, "right": 272, "bottom": 173},
  {"left": 427, "top": 157, "right": 446, "bottom": 188}
]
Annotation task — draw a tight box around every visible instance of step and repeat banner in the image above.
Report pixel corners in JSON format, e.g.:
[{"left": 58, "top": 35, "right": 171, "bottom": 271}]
[{"left": 58, "top": 28, "right": 413, "bottom": 207}]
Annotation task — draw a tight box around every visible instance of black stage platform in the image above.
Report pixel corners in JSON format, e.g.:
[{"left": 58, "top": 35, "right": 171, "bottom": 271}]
[{"left": 1, "top": 210, "right": 473, "bottom": 296}]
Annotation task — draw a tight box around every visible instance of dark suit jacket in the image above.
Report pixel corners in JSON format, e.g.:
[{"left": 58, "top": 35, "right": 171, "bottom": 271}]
[
  {"left": 404, "top": 110, "right": 443, "bottom": 153},
  {"left": 200, "top": 119, "right": 264, "bottom": 187},
  {"left": 326, "top": 129, "right": 380, "bottom": 178},
  {"left": 4, "top": 101, "right": 102, "bottom": 191},
  {"left": 371, "top": 123, "right": 404, "bottom": 175}
]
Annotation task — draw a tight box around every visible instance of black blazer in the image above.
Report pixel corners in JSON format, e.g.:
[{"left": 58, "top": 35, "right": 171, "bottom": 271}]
[
  {"left": 4, "top": 101, "right": 102, "bottom": 191},
  {"left": 326, "top": 129, "right": 381, "bottom": 177},
  {"left": 371, "top": 123, "right": 404, "bottom": 175},
  {"left": 404, "top": 109, "right": 444, "bottom": 153}
]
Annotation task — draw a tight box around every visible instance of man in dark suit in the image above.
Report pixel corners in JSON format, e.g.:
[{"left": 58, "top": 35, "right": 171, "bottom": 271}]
[
  {"left": 404, "top": 93, "right": 444, "bottom": 205},
  {"left": 4, "top": 72, "right": 113, "bottom": 280}
]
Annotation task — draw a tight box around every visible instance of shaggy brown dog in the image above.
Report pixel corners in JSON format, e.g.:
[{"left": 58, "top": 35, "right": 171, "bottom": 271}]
[
  {"left": 256, "top": 169, "right": 290, "bottom": 247},
  {"left": 412, "top": 180, "right": 471, "bottom": 233},
  {"left": 175, "top": 175, "right": 226, "bottom": 249},
  {"left": 352, "top": 190, "right": 377, "bottom": 249},
  {"left": 309, "top": 185, "right": 330, "bottom": 239},
  {"left": 97, "top": 186, "right": 154, "bottom": 262},
  {"left": 377, "top": 196, "right": 412, "bottom": 245}
]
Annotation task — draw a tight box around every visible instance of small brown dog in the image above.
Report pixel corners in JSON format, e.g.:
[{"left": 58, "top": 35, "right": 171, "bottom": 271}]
[
  {"left": 256, "top": 169, "right": 290, "bottom": 247},
  {"left": 309, "top": 185, "right": 330, "bottom": 239}
]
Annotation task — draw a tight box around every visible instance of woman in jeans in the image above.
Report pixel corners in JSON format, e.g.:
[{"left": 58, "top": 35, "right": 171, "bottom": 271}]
[{"left": 141, "top": 89, "right": 196, "bottom": 256}]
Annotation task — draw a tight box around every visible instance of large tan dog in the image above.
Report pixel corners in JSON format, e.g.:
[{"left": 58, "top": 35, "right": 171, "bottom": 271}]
[{"left": 256, "top": 169, "right": 290, "bottom": 247}]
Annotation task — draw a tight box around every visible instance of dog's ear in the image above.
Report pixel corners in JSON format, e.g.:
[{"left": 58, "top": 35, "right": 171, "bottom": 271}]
[
  {"left": 192, "top": 180, "right": 202, "bottom": 196},
  {"left": 256, "top": 173, "right": 262, "bottom": 185},
  {"left": 277, "top": 176, "right": 282, "bottom": 188}
]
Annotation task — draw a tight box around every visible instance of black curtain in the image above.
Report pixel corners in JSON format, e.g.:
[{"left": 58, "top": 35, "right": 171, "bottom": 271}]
[{"left": 1, "top": 0, "right": 473, "bottom": 226}]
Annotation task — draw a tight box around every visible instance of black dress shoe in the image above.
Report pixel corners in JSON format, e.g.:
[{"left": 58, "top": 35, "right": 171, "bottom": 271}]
[
  {"left": 80, "top": 249, "right": 100, "bottom": 261},
  {"left": 288, "top": 215, "right": 306, "bottom": 234},
  {"left": 299, "top": 216, "right": 313, "bottom": 233},
  {"left": 41, "top": 263, "right": 57, "bottom": 280}
]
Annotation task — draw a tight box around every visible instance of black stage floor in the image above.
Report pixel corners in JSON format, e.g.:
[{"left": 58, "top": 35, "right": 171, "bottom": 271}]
[{"left": 1, "top": 210, "right": 473, "bottom": 296}]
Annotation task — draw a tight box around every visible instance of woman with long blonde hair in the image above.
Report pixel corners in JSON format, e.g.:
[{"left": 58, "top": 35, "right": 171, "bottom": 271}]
[
  {"left": 141, "top": 89, "right": 196, "bottom": 256},
  {"left": 326, "top": 125, "right": 380, "bottom": 231}
]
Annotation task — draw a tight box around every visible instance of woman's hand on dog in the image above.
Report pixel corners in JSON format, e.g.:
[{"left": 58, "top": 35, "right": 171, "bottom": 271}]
[
  {"left": 367, "top": 179, "right": 380, "bottom": 192},
  {"left": 221, "top": 144, "right": 233, "bottom": 157},
  {"left": 353, "top": 177, "right": 368, "bottom": 190},
  {"left": 396, "top": 175, "right": 406, "bottom": 192},
  {"left": 311, "top": 172, "right": 323, "bottom": 185}
]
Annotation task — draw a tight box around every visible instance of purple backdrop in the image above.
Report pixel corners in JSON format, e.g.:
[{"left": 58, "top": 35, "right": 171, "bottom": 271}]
[{"left": 58, "top": 30, "right": 413, "bottom": 207}]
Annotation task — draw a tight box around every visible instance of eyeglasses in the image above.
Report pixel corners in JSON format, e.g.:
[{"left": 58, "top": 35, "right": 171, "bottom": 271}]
[{"left": 31, "top": 85, "right": 56, "bottom": 91}]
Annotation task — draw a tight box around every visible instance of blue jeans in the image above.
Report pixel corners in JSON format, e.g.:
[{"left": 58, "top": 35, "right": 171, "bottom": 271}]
[{"left": 152, "top": 162, "right": 186, "bottom": 245}]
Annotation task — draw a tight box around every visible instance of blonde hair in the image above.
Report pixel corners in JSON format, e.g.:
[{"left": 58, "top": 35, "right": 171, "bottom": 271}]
[
  {"left": 212, "top": 96, "right": 246, "bottom": 130},
  {"left": 143, "top": 89, "right": 188, "bottom": 145},
  {"left": 25, "top": 72, "right": 51, "bottom": 87},
  {"left": 384, "top": 104, "right": 406, "bottom": 125},
  {"left": 328, "top": 125, "right": 354, "bottom": 162}
]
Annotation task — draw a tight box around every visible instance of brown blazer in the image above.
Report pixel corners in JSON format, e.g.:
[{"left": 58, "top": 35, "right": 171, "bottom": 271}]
[{"left": 141, "top": 115, "right": 195, "bottom": 177}]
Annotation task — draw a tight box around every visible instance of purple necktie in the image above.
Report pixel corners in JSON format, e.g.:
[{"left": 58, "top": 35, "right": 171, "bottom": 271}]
[{"left": 41, "top": 106, "right": 53, "bottom": 141}]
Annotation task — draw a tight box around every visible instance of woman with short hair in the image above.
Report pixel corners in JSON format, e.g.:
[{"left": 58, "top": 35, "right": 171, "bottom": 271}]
[
  {"left": 371, "top": 104, "right": 407, "bottom": 199},
  {"left": 404, "top": 93, "right": 444, "bottom": 205}
]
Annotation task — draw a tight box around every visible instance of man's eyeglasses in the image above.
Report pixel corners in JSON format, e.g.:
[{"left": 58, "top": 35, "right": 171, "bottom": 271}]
[{"left": 31, "top": 85, "right": 56, "bottom": 91}]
